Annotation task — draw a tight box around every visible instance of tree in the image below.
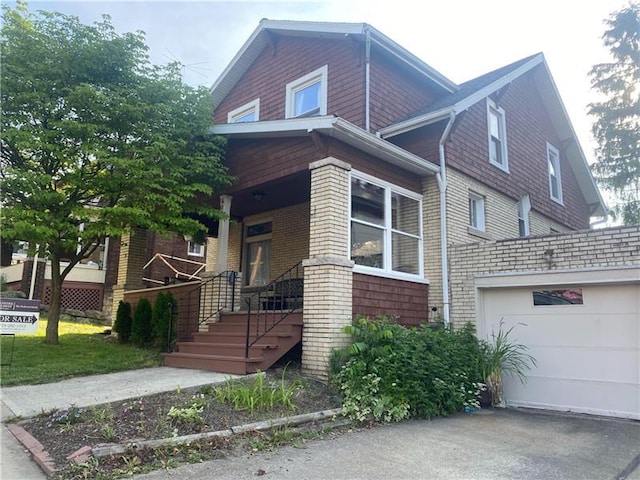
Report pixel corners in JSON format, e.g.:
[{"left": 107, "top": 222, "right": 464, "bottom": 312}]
[
  {"left": 588, "top": 2, "right": 640, "bottom": 225},
  {"left": 0, "top": 2, "right": 233, "bottom": 343}
]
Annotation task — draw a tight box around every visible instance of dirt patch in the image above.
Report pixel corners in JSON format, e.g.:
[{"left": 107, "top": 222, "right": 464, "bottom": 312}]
[{"left": 13, "top": 365, "right": 344, "bottom": 478}]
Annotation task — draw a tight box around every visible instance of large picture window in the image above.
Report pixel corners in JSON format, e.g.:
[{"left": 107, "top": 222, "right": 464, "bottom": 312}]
[{"left": 350, "top": 172, "right": 423, "bottom": 279}]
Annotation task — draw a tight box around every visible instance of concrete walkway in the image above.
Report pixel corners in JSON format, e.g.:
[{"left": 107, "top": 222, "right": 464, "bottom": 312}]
[
  {"left": 1, "top": 368, "right": 639, "bottom": 480},
  {"left": 0, "top": 367, "right": 239, "bottom": 479}
]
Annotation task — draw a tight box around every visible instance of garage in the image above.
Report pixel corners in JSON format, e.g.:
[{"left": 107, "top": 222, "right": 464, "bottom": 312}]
[{"left": 476, "top": 266, "right": 640, "bottom": 420}]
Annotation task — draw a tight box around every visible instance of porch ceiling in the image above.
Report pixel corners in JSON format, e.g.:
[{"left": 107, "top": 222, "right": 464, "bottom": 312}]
[{"left": 226, "top": 170, "right": 311, "bottom": 218}]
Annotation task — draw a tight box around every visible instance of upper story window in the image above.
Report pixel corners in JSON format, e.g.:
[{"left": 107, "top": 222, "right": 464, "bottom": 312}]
[
  {"left": 350, "top": 171, "right": 423, "bottom": 280},
  {"left": 187, "top": 241, "right": 205, "bottom": 257},
  {"left": 547, "top": 142, "right": 563, "bottom": 204},
  {"left": 517, "top": 195, "right": 531, "bottom": 237},
  {"left": 487, "top": 98, "right": 508, "bottom": 172},
  {"left": 469, "top": 191, "right": 486, "bottom": 232},
  {"left": 228, "top": 99, "right": 259, "bottom": 123},
  {"left": 285, "top": 65, "right": 328, "bottom": 119}
]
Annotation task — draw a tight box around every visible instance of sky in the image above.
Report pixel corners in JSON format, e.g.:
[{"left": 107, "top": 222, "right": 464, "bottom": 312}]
[{"left": 15, "top": 0, "right": 628, "bottom": 171}]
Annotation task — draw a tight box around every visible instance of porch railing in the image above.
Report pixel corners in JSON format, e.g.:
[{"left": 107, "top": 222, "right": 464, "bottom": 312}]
[
  {"left": 174, "top": 270, "right": 237, "bottom": 340},
  {"left": 245, "top": 262, "right": 303, "bottom": 358}
]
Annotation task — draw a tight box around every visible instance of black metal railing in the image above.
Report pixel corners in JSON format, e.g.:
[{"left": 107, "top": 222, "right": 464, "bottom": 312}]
[
  {"left": 245, "top": 262, "right": 303, "bottom": 358},
  {"left": 175, "top": 270, "right": 237, "bottom": 341}
]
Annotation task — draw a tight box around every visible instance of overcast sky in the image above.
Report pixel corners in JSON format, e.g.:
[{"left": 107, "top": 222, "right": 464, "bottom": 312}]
[{"left": 21, "top": 0, "right": 627, "bottom": 166}]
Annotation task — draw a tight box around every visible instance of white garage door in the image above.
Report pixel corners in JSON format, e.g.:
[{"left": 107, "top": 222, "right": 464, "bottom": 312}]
[{"left": 479, "top": 283, "right": 640, "bottom": 420}]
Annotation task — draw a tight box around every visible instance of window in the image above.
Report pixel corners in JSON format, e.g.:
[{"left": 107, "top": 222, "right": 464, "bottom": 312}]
[
  {"left": 350, "top": 171, "right": 423, "bottom": 278},
  {"left": 469, "top": 192, "right": 486, "bottom": 231},
  {"left": 517, "top": 195, "right": 531, "bottom": 237},
  {"left": 533, "top": 288, "right": 583, "bottom": 306},
  {"left": 244, "top": 221, "right": 272, "bottom": 286},
  {"left": 285, "top": 65, "right": 328, "bottom": 118},
  {"left": 228, "top": 99, "right": 259, "bottom": 123},
  {"left": 487, "top": 98, "right": 508, "bottom": 171},
  {"left": 187, "top": 241, "right": 204, "bottom": 257},
  {"left": 547, "top": 142, "right": 563, "bottom": 204}
]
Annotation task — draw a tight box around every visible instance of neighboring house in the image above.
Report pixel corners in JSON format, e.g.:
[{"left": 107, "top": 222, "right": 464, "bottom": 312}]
[
  {"left": 0, "top": 232, "right": 215, "bottom": 318},
  {"left": 156, "top": 20, "right": 611, "bottom": 381}
]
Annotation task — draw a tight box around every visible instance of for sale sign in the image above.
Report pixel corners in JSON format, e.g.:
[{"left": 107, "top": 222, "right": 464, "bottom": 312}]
[{"left": 0, "top": 298, "right": 40, "bottom": 334}]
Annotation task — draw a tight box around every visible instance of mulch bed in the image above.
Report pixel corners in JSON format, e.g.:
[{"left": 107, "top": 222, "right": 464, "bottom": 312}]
[{"left": 11, "top": 365, "right": 344, "bottom": 478}]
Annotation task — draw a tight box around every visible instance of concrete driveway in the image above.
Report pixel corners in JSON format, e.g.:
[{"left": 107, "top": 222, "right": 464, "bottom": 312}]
[{"left": 134, "top": 408, "right": 640, "bottom": 480}]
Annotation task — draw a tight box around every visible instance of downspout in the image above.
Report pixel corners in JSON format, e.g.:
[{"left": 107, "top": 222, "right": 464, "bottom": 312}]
[
  {"left": 364, "top": 25, "right": 371, "bottom": 133},
  {"left": 437, "top": 112, "right": 456, "bottom": 330}
]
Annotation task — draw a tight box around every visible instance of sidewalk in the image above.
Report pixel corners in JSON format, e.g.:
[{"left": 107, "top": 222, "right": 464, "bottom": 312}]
[{"left": 0, "top": 367, "right": 239, "bottom": 479}]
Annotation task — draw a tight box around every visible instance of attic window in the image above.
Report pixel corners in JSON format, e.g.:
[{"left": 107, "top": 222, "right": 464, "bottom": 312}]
[
  {"left": 228, "top": 99, "right": 259, "bottom": 123},
  {"left": 487, "top": 98, "right": 508, "bottom": 172},
  {"left": 285, "top": 65, "right": 328, "bottom": 118}
]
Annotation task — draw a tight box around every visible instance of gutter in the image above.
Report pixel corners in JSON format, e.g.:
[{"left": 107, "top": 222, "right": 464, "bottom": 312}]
[{"left": 437, "top": 112, "right": 456, "bottom": 329}]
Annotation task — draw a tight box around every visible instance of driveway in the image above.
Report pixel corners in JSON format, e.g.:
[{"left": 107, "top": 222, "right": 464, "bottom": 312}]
[{"left": 134, "top": 408, "right": 640, "bottom": 480}]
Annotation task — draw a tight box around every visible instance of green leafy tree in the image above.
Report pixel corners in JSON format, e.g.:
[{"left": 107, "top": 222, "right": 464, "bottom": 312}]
[
  {"left": 0, "top": 2, "right": 233, "bottom": 343},
  {"left": 588, "top": 2, "right": 640, "bottom": 225}
]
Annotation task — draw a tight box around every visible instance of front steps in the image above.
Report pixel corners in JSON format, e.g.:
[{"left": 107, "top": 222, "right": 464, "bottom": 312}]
[{"left": 163, "top": 311, "right": 303, "bottom": 375}]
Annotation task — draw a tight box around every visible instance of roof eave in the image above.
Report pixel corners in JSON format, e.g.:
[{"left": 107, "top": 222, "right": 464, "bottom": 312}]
[{"left": 210, "top": 117, "right": 440, "bottom": 176}]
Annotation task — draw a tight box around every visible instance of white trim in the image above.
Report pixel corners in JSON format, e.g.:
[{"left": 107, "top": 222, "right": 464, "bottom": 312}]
[
  {"left": 285, "top": 65, "right": 328, "bottom": 119},
  {"left": 349, "top": 169, "right": 424, "bottom": 281},
  {"left": 468, "top": 191, "right": 486, "bottom": 231},
  {"left": 487, "top": 98, "right": 509, "bottom": 172},
  {"left": 227, "top": 98, "right": 260, "bottom": 123},
  {"left": 547, "top": 142, "right": 563, "bottom": 204}
]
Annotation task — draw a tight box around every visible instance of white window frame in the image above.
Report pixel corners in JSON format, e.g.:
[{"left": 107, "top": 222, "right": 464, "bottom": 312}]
[
  {"left": 187, "top": 241, "right": 205, "bottom": 257},
  {"left": 227, "top": 98, "right": 259, "bottom": 123},
  {"left": 349, "top": 170, "right": 425, "bottom": 282},
  {"left": 469, "top": 191, "right": 486, "bottom": 232},
  {"left": 517, "top": 195, "right": 531, "bottom": 237},
  {"left": 547, "top": 142, "right": 563, "bottom": 204},
  {"left": 285, "top": 65, "right": 328, "bottom": 119},
  {"left": 487, "top": 98, "right": 509, "bottom": 172}
]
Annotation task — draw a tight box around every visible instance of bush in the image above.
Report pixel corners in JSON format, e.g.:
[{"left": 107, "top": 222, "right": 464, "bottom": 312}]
[
  {"left": 131, "top": 298, "right": 153, "bottom": 347},
  {"left": 113, "top": 301, "right": 133, "bottom": 343},
  {"left": 331, "top": 316, "right": 486, "bottom": 423},
  {"left": 152, "top": 292, "right": 177, "bottom": 352}
]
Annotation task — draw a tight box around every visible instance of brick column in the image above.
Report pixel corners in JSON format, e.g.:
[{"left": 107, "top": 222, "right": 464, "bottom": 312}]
[
  {"left": 111, "top": 227, "right": 147, "bottom": 320},
  {"left": 302, "top": 157, "right": 354, "bottom": 380}
]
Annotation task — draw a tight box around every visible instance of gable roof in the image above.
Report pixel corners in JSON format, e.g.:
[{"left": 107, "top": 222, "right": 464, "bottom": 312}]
[
  {"left": 210, "top": 19, "right": 458, "bottom": 109},
  {"left": 379, "top": 53, "right": 607, "bottom": 217}
]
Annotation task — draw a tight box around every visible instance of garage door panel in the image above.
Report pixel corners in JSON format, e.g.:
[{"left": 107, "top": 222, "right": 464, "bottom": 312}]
[
  {"left": 480, "top": 279, "right": 640, "bottom": 420},
  {"left": 483, "top": 315, "right": 639, "bottom": 349},
  {"left": 504, "top": 376, "right": 640, "bottom": 419},
  {"left": 523, "top": 346, "right": 639, "bottom": 384}
]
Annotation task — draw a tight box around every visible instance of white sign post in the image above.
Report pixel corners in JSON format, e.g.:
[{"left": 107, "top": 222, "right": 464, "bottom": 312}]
[{"left": 0, "top": 298, "right": 40, "bottom": 335}]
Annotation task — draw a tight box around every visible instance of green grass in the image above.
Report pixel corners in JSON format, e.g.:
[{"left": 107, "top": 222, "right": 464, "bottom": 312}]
[{"left": 0, "top": 319, "right": 162, "bottom": 387}]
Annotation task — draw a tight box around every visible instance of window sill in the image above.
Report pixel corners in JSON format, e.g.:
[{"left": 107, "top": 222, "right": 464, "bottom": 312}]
[
  {"left": 489, "top": 160, "right": 509, "bottom": 173},
  {"left": 353, "top": 265, "right": 429, "bottom": 284},
  {"left": 468, "top": 226, "right": 492, "bottom": 240}
]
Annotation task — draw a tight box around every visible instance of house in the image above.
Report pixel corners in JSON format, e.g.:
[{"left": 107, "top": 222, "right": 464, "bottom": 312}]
[{"left": 150, "top": 18, "right": 621, "bottom": 381}]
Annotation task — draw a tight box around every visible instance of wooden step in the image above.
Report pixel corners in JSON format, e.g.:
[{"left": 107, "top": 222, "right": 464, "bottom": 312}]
[
  {"left": 175, "top": 341, "right": 278, "bottom": 356},
  {"left": 162, "top": 352, "right": 263, "bottom": 375}
]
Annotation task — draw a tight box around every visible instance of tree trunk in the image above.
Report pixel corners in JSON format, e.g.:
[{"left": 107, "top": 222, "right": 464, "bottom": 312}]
[{"left": 45, "top": 257, "right": 62, "bottom": 344}]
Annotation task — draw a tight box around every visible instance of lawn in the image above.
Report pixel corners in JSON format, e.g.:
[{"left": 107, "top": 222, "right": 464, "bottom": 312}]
[{"left": 0, "top": 319, "right": 162, "bottom": 387}]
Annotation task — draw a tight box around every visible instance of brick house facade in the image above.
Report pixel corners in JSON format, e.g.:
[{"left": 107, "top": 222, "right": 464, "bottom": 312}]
[{"left": 200, "top": 20, "right": 607, "bottom": 378}]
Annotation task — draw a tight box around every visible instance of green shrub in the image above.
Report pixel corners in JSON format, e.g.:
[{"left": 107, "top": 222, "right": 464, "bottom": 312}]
[
  {"left": 113, "top": 301, "right": 133, "bottom": 343},
  {"left": 152, "top": 292, "right": 177, "bottom": 352},
  {"left": 332, "top": 316, "right": 486, "bottom": 423},
  {"left": 131, "top": 298, "right": 153, "bottom": 347}
]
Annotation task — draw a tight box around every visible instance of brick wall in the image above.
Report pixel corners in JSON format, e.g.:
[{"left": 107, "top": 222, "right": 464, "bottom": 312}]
[{"left": 449, "top": 225, "right": 640, "bottom": 326}]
